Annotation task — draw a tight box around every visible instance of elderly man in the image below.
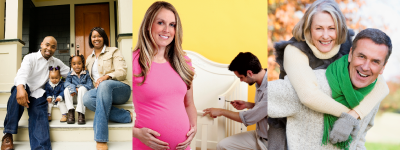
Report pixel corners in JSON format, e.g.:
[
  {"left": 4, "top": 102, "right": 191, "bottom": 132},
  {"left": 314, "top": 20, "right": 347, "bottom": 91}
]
[
  {"left": 1, "top": 36, "right": 69, "bottom": 150},
  {"left": 268, "top": 28, "right": 391, "bottom": 149}
]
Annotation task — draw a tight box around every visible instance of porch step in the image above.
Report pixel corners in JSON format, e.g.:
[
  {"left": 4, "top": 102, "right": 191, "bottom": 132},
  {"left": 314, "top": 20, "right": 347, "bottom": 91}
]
[
  {"left": 0, "top": 104, "right": 135, "bottom": 120},
  {"left": 11, "top": 141, "right": 131, "bottom": 150},
  {"left": 0, "top": 119, "right": 132, "bottom": 142},
  {"left": 0, "top": 92, "right": 132, "bottom": 104},
  {"left": 0, "top": 93, "right": 11, "bottom": 103}
]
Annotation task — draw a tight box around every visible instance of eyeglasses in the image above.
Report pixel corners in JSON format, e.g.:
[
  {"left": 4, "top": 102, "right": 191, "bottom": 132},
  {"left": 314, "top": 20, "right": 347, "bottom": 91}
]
[{"left": 49, "top": 66, "right": 60, "bottom": 71}]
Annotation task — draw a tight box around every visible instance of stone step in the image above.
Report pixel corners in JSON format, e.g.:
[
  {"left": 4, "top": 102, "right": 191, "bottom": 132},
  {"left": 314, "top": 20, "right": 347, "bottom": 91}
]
[
  {"left": 0, "top": 104, "right": 135, "bottom": 120},
  {"left": 0, "top": 92, "right": 132, "bottom": 104},
  {"left": 0, "top": 93, "right": 11, "bottom": 104},
  {"left": 0, "top": 119, "right": 132, "bottom": 142},
  {"left": 9, "top": 141, "right": 131, "bottom": 150}
]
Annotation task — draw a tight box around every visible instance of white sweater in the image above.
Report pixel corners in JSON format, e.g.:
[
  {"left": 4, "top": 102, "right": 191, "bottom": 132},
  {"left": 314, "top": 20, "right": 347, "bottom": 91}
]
[{"left": 268, "top": 69, "right": 384, "bottom": 150}]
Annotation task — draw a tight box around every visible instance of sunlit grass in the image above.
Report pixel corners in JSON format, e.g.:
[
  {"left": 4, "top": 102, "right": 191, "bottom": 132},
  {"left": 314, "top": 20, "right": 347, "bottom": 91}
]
[{"left": 365, "top": 142, "right": 400, "bottom": 150}]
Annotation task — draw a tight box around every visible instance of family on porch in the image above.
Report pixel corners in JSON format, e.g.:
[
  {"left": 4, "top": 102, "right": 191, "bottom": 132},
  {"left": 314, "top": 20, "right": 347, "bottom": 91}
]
[
  {"left": 1, "top": 0, "right": 392, "bottom": 150},
  {"left": 1, "top": 26, "right": 132, "bottom": 150}
]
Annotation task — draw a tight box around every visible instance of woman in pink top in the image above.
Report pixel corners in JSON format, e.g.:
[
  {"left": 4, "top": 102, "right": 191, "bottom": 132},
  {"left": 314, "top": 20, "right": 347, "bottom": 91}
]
[{"left": 132, "top": 1, "right": 197, "bottom": 150}]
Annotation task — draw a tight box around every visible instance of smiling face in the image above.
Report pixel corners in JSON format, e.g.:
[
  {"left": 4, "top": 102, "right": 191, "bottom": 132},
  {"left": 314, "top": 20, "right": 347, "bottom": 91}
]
[
  {"left": 49, "top": 71, "right": 61, "bottom": 84},
  {"left": 40, "top": 37, "right": 57, "bottom": 60},
  {"left": 91, "top": 31, "right": 104, "bottom": 50},
  {"left": 310, "top": 12, "right": 337, "bottom": 53},
  {"left": 348, "top": 38, "right": 388, "bottom": 89},
  {"left": 150, "top": 8, "right": 176, "bottom": 50},
  {"left": 234, "top": 71, "right": 256, "bottom": 86},
  {"left": 71, "top": 56, "right": 83, "bottom": 75}
]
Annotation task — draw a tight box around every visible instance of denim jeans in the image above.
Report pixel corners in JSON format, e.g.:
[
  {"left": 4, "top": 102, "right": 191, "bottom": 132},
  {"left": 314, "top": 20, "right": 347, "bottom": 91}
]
[
  {"left": 3, "top": 85, "right": 52, "bottom": 150},
  {"left": 83, "top": 80, "right": 131, "bottom": 142}
]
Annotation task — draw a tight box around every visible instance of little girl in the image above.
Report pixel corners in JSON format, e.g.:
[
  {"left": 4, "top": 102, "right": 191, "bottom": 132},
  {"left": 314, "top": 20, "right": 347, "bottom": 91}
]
[
  {"left": 46, "top": 66, "right": 68, "bottom": 122},
  {"left": 64, "top": 54, "right": 93, "bottom": 124}
]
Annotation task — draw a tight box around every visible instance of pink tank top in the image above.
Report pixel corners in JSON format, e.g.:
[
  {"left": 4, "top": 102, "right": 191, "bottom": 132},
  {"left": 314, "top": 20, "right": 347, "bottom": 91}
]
[{"left": 132, "top": 50, "right": 191, "bottom": 150}]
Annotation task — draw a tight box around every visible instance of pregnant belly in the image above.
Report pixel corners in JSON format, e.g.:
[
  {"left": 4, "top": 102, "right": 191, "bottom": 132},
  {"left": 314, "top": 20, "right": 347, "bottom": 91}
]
[{"left": 133, "top": 111, "right": 191, "bottom": 150}]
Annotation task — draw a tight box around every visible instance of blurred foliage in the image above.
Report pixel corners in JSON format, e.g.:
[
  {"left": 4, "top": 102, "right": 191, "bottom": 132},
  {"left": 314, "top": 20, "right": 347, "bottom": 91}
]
[
  {"left": 381, "top": 78, "right": 400, "bottom": 113},
  {"left": 268, "top": 0, "right": 366, "bottom": 52}
]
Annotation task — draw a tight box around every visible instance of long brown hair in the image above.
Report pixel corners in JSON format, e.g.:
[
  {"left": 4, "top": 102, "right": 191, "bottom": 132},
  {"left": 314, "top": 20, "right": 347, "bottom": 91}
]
[{"left": 133, "top": 1, "right": 194, "bottom": 89}]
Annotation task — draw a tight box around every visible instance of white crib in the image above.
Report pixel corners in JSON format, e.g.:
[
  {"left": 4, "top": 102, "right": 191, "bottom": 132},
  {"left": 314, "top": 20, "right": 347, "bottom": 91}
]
[{"left": 185, "top": 50, "right": 248, "bottom": 150}]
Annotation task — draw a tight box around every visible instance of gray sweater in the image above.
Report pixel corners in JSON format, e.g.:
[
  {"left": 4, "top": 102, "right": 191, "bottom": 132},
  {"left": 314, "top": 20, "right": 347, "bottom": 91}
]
[{"left": 268, "top": 69, "right": 380, "bottom": 150}]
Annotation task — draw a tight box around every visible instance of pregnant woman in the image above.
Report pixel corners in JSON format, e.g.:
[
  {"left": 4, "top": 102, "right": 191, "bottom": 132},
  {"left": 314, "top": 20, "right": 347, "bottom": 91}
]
[{"left": 131, "top": 1, "right": 197, "bottom": 150}]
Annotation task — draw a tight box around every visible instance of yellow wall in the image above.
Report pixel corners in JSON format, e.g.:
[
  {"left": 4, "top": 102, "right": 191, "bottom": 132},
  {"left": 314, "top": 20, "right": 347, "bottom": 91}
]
[{"left": 132, "top": 0, "right": 268, "bottom": 131}]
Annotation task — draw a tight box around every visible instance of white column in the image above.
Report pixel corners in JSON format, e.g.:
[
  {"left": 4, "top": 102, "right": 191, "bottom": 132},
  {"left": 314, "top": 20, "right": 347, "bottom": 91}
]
[
  {"left": 0, "top": 0, "right": 5, "bottom": 40},
  {"left": 117, "top": 0, "right": 133, "bottom": 98},
  {"left": 5, "top": 0, "right": 23, "bottom": 39},
  {"left": 0, "top": 0, "right": 23, "bottom": 90},
  {"left": 117, "top": 0, "right": 132, "bottom": 34}
]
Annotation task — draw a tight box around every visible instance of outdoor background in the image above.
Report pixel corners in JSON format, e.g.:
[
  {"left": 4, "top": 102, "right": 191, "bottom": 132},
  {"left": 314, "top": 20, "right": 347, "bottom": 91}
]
[{"left": 268, "top": 0, "right": 400, "bottom": 149}]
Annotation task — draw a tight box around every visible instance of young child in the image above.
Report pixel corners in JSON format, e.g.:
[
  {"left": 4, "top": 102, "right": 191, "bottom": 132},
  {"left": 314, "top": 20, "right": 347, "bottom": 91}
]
[
  {"left": 64, "top": 54, "right": 93, "bottom": 124},
  {"left": 46, "top": 66, "right": 68, "bottom": 122}
]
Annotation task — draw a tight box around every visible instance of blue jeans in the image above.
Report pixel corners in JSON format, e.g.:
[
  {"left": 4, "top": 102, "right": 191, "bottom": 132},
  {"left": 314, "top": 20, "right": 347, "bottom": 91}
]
[
  {"left": 3, "top": 85, "right": 52, "bottom": 150},
  {"left": 83, "top": 80, "right": 131, "bottom": 142}
]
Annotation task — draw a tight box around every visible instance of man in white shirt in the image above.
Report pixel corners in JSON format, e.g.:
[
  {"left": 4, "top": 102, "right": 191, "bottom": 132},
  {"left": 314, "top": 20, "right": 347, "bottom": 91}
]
[{"left": 1, "top": 36, "right": 69, "bottom": 150}]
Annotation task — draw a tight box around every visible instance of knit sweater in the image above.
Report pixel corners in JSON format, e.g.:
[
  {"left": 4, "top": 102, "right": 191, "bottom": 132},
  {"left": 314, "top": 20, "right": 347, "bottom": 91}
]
[{"left": 268, "top": 69, "right": 387, "bottom": 150}]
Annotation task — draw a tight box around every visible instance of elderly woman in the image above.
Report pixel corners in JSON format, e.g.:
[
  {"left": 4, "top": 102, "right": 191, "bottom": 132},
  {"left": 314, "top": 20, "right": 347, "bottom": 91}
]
[
  {"left": 83, "top": 27, "right": 132, "bottom": 150},
  {"left": 269, "top": 0, "right": 388, "bottom": 149},
  {"left": 131, "top": 1, "right": 197, "bottom": 150}
]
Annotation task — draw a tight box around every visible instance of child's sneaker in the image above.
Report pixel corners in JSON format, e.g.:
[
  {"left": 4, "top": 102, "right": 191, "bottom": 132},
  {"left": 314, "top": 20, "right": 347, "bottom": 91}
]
[
  {"left": 60, "top": 115, "right": 67, "bottom": 122},
  {"left": 48, "top": 116, "right": 52, "bottom": 122}
]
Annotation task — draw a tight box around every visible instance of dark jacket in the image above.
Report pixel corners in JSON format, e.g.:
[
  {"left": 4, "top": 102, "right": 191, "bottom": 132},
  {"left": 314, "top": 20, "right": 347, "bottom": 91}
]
[
  {"left": 267, "top": 29, "right": 355, "bottom": 150},
  {"left": 64, "top": 70, "right": 94, "bottom": 94},
  {"left": 45, "top": 80, "right": 65, "bottom": 103}
]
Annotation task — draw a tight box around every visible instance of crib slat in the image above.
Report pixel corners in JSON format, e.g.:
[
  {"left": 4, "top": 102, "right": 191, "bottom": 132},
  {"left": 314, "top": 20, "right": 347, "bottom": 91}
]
[{"left": 201, "top": 124, "right": 208, "bottom": 150}]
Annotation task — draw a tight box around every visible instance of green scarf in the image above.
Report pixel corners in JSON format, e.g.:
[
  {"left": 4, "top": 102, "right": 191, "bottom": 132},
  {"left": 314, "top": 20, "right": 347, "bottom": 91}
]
[{"left": 323, "top": 54, "right": 376, "bottom": 149}]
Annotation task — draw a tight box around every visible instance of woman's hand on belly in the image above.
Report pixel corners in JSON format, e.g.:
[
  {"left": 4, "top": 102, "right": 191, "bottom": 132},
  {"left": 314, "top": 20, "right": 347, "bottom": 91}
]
[
  {"left": 133, "top": 127, "right": 170, "bottom": 150},
  {"left": 176, "top": 125, "right": 197, "bottom": 150}
]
